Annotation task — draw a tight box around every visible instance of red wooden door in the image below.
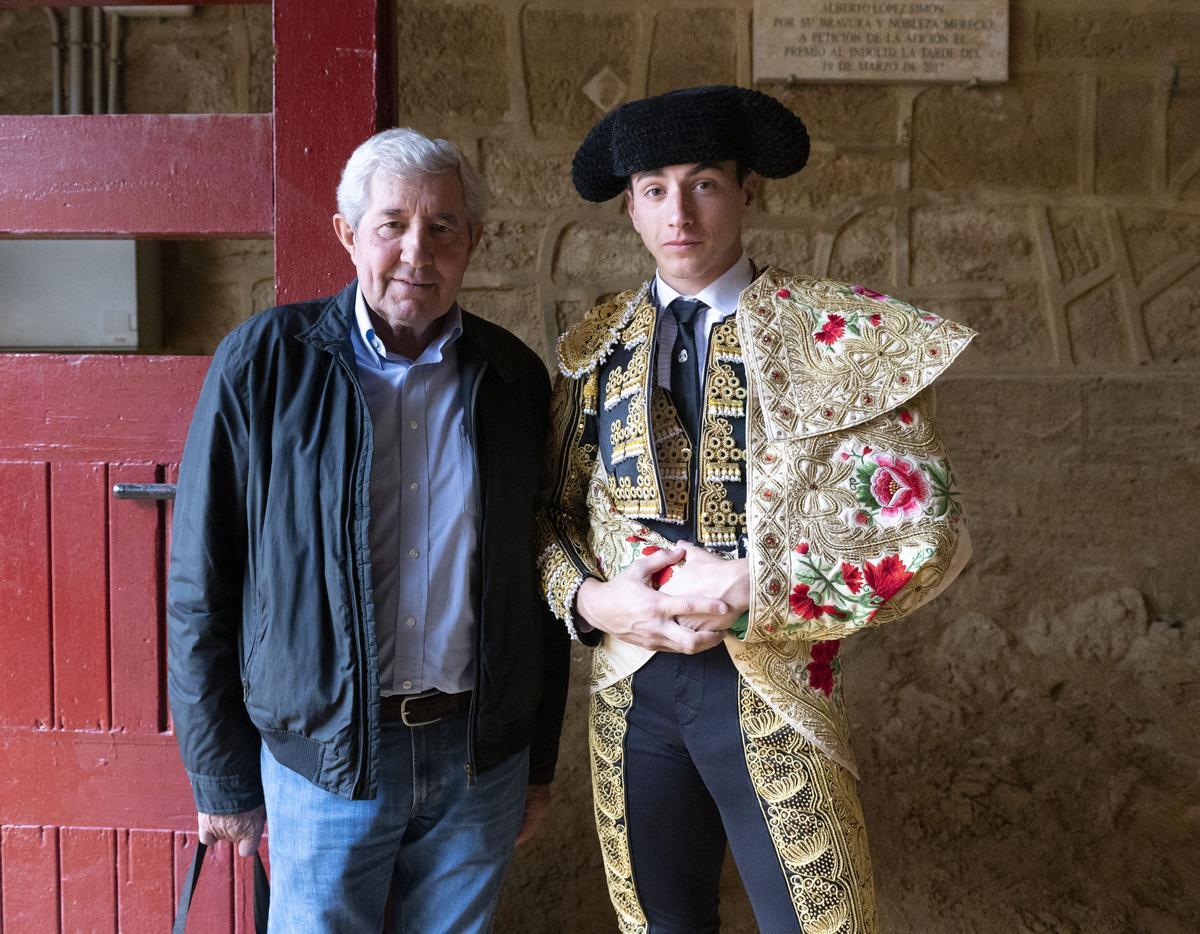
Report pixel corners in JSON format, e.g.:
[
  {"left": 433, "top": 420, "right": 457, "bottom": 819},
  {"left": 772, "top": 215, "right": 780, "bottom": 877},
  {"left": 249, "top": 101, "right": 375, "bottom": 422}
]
[{"left": 0, "top": 2, "right": 389, "bottom": 928}]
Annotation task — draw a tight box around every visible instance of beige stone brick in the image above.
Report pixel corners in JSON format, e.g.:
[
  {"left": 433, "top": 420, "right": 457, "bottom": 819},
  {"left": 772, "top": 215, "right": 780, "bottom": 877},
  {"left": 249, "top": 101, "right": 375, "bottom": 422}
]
[
  {"left": 480, "top": 139, "right": 579, "bottom": 210},
  {"left": 1143, "top": 266, "right": 1200, "bottom": 364},
  {"left": 1046, "top": 209, "right": 1109, "bottom": 287},
  {"left": 760, "top": 150, "right": 894, "bottom": 219},
  {"left": 923, "top": 284, "right": 1052, "bottom": 372},
  {"left": 760, "top": 83, "right": 899, "bottom": 147},
  {"left": 554, "top": 299, "right": 589, "bottom": 335},
  {"left": 458, "top": 285, "right": 549, "bottom": 366},
  {"left": 160, "top": 239, "right": 274, "bottom": 354},
  {"left": 522, "top": 8, "right": 642, "bottom": 138},
  {"left": 1096, "top": 76, "right": 1156, "bottom": 196},
  {"left": 397, "top": 1, "right": 508, "bottom": 123},
  {"left": 829, "top": 207, "right": 894, "bottom": 283},
  {"left": 912, "top": 77, "right": 1080, "bottom": 193},
  {"left": 647, "top": 8, "right": 736, "bottom": 95},
  {"left": 1120, "top": 210, "right": 1200, "bottom": 280},
  {"left": 1065, "top": 280, "right": 1130, "bottom": 365},
  {"left": 0, "top": 8, "right": 54, "bottom": 114},
  {"left": 1167, "top": 73, "right": 1200, "bottom": 192},
  {"left": 469, "top": 219, "right": 542, "bottom": 276},
  {"left": 912, "top": 203, "right": 1035, "bottom": 285},
  {"left": 742, "top": 226, "right": 820, "bottom": 271},
  {"left": 554, "top": 222, "right": 652, "bottom": 285},
  {"left": 1035, "top": 11, "right": 1200, "bottom": 65}
]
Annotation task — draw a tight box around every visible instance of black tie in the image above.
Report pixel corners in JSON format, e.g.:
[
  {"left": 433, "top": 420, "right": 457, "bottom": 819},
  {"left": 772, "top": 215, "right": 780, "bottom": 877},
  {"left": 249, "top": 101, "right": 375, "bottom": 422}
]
[{"left": 668, "top": 298, "right": 706, "bottom": 439}]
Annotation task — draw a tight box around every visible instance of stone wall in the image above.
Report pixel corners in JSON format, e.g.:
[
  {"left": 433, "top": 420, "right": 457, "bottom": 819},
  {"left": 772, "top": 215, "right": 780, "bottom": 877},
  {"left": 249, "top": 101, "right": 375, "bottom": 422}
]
[{"left": 3, "top": 1, "right": 1198, "bottom": 931}]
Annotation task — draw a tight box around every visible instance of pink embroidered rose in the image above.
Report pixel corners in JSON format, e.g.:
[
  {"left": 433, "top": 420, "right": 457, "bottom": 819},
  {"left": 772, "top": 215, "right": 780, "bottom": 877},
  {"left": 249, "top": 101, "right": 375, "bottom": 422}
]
[
  {"left": 868, "top": 454, "right": 930, "bottom": 523},
  {"left": 814, "top": 314, "right": 846, "bottom": 346},
  {"left": 795, "top": 542, "right": 809, "bottom": 555},
  {"left": 852, "top": 285, "right": 888, "bottom": 301},
  {"left": 806, "top": 640, "right": 841, "bottom": 696},
  {"left": 863, "top": 554, "right": 913, "bottom": 602},
  {"left": 841, "top": 562, "right": 863, "bottom": 594},
  {"left": 789, "top": 584, "right": 846, "bottom": 621}
]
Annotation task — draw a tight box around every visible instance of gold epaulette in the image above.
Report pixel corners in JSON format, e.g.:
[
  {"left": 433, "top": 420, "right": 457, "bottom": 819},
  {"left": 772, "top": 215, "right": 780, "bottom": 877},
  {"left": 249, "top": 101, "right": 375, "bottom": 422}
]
[
  {"left": 739, "top": 267, "right": 976, "bottom": 440},
  {"left": 556, "top": 282, "right": 652, "bottom": 378}
]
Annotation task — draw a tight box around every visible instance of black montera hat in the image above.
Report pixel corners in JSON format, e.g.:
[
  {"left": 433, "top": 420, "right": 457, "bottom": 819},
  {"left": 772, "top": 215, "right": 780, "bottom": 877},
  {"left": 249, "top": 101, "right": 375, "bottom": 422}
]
[{"left": 571, "top": 85, "right": 810, "bottom": 202}]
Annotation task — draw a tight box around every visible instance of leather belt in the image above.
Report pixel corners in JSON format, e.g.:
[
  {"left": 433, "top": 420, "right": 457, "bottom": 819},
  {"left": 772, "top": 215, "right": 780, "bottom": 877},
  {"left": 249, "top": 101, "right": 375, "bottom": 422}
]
[{"left": 380, "top": 689, "right": 472, "bottom": 727}]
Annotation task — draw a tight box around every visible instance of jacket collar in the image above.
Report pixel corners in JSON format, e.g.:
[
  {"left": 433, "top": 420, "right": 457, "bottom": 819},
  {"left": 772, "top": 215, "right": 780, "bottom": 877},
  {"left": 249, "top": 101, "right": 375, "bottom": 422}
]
[{"left": 297, "top": 280, "right": 526, "bottom": 383}]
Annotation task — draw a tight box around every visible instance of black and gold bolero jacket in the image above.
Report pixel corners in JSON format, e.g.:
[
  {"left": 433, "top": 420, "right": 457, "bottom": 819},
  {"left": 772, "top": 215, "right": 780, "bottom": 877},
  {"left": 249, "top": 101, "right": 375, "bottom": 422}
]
[{"left": 536, "top": 266, "right": 976, "bottom": 773}]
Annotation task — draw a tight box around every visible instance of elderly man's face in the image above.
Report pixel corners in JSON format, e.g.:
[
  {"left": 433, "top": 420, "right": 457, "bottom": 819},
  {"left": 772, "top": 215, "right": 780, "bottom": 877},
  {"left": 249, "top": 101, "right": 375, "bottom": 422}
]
[{"left": 335, "top": 169, "right": 479, "bottom": 352}]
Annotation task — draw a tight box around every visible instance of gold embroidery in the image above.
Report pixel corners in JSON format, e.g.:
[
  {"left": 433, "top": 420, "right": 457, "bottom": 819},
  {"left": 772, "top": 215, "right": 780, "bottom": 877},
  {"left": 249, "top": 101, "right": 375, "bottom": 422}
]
[
  {"left": 610, "top": 401, "right": 649, "bottom": 465},
  {"left": 650, "top": 388, "right": 690, "bottom": 524},
  {"left": 738, "top": 680, "right": 877, "bottom": 933},
  {"left": 696, "top": 316, "right": 747, "bottom": 550},
  {"left": 557, "top": 283, "right": 651, "bottom": 378},
  {"left": 590, "top": 677, "right": 648, "bottom": 934}
]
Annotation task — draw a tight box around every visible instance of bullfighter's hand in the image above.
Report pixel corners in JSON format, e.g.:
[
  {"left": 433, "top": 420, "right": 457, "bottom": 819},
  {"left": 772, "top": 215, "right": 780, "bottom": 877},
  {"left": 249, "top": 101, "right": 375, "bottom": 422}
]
[{"left": 659, "top": 542, "right": 751, "bottom": 632}]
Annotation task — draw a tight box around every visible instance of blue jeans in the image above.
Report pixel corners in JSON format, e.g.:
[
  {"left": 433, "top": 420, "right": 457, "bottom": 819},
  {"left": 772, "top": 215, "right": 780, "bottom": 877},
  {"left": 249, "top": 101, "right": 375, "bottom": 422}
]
[{"left": 261, "top": 710, "right": 529, "bottom": 934}]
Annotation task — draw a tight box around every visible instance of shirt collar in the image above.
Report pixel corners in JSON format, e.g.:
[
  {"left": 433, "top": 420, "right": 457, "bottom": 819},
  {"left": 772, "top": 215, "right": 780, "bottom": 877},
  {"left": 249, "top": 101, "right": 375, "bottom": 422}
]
[
  {"left": 354, "top": 285, "right": 464, "bottom": 368},
  {"left": 653, "top": 253, "right": 753, "bottom": 319}
]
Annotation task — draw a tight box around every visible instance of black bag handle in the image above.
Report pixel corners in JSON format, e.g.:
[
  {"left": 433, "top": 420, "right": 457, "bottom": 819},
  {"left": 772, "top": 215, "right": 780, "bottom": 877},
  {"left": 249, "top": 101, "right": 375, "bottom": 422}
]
[{"left": 172, "top": 841, "right": 269, "bottom": 934}]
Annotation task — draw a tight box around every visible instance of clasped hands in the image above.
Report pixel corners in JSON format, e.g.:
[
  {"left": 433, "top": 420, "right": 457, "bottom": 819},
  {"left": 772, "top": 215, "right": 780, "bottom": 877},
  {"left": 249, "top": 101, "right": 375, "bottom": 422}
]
[{"left": 575, "top": 542, "right": 750, "bottom": 654}]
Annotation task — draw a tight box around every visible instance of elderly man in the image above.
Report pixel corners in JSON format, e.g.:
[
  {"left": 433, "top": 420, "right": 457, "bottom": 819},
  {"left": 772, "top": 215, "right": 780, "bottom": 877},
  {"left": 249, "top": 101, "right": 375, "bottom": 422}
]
[
  {"left": 538, "top": 86, "right": 975, "bottom": 932},
  {"left": 168, "top": 127, "right": 569, "bottom": 933}
]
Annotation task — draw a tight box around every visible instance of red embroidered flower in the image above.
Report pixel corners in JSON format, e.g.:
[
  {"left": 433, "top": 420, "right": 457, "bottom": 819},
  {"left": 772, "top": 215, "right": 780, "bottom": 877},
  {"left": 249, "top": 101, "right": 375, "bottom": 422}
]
[
  {"left": 814, "top": 314, "right": 846, "bottom": 346},
  {"left": 806, "top": 639, "right": 841, "bottom": 696},
  {"left": 853, "top": 510, "right": 871, "bottom": 526},
  {"left": 868, "top": 454, "right": 931, "bottom": 523},
  {"left": 868, "top": 313, "right": 883, "bottom": 327},
  {"left": 897, "top": 408, "right": 913, "bottom": 424},
  {"left": 863, "top": 446, "right": 873, "bottom": 455},
  {"left": 852, "top": 285, "right": 887, "bottom": 301},
  {"left": 776, "top": 288, "right": 791, "bottom": 298},
  {"left": 795, "top": 542, "right": 809, "bottom": 555},
  {"left": 863, "top": 554, "right": 913, "bottom": 601},
  {"left": 625, "top": 535, "right": 646, "bottom": 543},
  {"left": 789, "top": 584, "right": 846, "bottom": 621},
  {"left": 841, "top": 562, "right": 863, "bottom": 594}
]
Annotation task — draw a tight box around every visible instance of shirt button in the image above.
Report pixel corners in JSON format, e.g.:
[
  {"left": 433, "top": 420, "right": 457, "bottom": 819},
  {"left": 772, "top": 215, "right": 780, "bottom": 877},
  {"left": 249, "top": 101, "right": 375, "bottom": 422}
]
[
  {"left": 406, "top": 616, "right": 416, "bottom": 628},
  {"left": 409, "top": 548, "right": 419, "bottom": 559},
  {"left": 409, "top": 419, "right": 419, "bottom": 430},
  {"left": 402, "top": 679, "right": 413, "bottom": 690},
  {"left": 410, "top": 482, "right": 420, "bottom": 492}
]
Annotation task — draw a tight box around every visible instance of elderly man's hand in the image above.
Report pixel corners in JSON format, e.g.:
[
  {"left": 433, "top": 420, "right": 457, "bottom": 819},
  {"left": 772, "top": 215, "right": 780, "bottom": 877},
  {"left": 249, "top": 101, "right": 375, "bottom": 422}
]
[
  {"left": 198, "top": 806, "right": 266, "bottom": 858},
  {"left": 516, "top": 784, "right": 551, "bottom": 845},
  {"left": 575, "top": 547, "right": 729, "bottom": 653}
]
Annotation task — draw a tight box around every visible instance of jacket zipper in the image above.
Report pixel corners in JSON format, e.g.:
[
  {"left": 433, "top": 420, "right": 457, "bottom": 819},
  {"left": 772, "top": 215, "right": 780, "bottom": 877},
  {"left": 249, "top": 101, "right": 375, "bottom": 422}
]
[
  {"left": 336, "top": 352, "right": 373, "bottom": 799},
  {"left": 464, "top": 359, "right": 489, "bottom": 787}
]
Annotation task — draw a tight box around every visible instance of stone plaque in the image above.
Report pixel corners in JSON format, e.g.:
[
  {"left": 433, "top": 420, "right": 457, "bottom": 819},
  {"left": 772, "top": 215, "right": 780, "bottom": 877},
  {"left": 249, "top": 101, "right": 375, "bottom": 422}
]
[{"left": 754, "top": 1, "right": 1008, "bottom": 83}]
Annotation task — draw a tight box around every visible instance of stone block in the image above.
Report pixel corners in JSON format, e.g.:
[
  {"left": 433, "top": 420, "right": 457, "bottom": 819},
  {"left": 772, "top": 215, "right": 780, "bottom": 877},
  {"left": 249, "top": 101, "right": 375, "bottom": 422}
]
[
  {"left": 397, "top": 1, "right": 508, "bottom": 123},
  {"left": 522, "top": 8, "right": 642, "bottom": 138},
  {"left": 925, "top": 284, "right": 1052, "bottom": 372},
  {"left": 480, "top": 138, "right": 579, "bottom": 210},
  {"left": 1065, "top": 280, "right": 1130, "bottom": 365},
  {"left": 828, "top": 207, "right": 894, "bottom": 284},
  {"left": 1096, "top": 76, "right": 1155, "bottom": 196},
  {"left": 936, "top": 376, "right": 1085, "bottom": 462},
  {"left": 647, "top": 8, "right": 736, "bottom": 95},
  {"left": 1046, "top": 208, "right": 1109, "bottom": 287},
  {"left": 742, "top": 226, "right": 820, "bottom": 272},
  {"left": 1144, "top": 265, "right": 1200, "bottom": 364},
  {"left": 469, "top": 219, "right": 542, "bottom": 277},
  {"left": 759, "top": 150, "right": 894, "bottom": 220},
  {"left": 759, "top": 83, "right": 899, "bottom": 148},
  {"left": 554, "top": 299, "right": 589, "bottom": 336},
  {"left": 122, "top": 6, "right": 271, "bottom": 114},
  {"left": 0, "top": 8, "right": 53, "bottom": 114},
  {"left": 1167, "top": 73, "right": 1200, "bottom": 191},
  {"left": 160, "top": 239, "right": 274, "bottom": 354},
  {"left": 1120, "top": 210, "right": 1200, "bottom": 281},
  {"left": 912, "top": 203, "right": 1035, "bottom": 284},
  {"left": 458, "top": 285, "right": 549, "bottom": 367},
  {"left": 1035, "top": 12, "right": 1200, "bottom": 66},
  {"left": 554, "top": 222, "right": 652, "bottom": 285},
  {"left": 1083, "top": 374, "right": 1200, "bottom": 465},
  {"left": 912, "top": 77, "right": 1080, "bottom": 193}
]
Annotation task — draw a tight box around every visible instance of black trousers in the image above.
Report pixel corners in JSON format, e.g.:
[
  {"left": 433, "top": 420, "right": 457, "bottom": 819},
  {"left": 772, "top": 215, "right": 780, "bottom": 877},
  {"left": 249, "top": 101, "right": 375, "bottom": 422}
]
[{"left": 589, "top": 647, "right": 877, "bottom": 934}]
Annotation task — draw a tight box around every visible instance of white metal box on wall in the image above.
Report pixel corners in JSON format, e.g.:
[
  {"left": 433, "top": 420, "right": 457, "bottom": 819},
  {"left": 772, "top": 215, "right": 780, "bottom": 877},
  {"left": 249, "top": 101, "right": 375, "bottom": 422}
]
[{"left": 0, "top": 240, "right": 161, "bottom": 350}]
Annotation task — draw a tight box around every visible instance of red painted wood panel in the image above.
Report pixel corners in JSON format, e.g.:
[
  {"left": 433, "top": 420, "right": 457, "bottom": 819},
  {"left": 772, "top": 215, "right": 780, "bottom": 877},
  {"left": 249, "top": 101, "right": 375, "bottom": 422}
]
[
  {"left": 50, "top": 462, "right": 110, "bottom": 730},
  {"left": 273, "top": 0, "right": 389, "bottom": 302},
  {"left": 0, "top": 115, "right": 272, "bottom": 237},
  {"left": 1, "top": 826, "right": 59, "bottom": 934},
  {"left": 175, "top": 835, "right": 234, "bottom": 934},
  {"left": 117, "top": 830, "right": 175, "bottom": 933},
  {"left": 0, "top": 461, "right": 52, "bottom": 728},
  {"left": 109, "top": 462, "right": 167, "bottom": 733},
  {"left": 60, "top": 827, "right": 116, "bottom": 934},
  {"left": 0, "top": 355, "right": 210, "bottom": 461},
  {"left": 0, "top": 732, "right": 193, "bottom": 831}
]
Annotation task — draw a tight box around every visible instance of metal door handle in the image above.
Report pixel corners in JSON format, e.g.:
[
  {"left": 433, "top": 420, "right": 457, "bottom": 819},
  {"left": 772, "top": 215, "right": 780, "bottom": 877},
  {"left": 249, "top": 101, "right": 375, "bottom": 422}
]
[{"left": 112, "top": 482, "right": 176, "bottom": 500}]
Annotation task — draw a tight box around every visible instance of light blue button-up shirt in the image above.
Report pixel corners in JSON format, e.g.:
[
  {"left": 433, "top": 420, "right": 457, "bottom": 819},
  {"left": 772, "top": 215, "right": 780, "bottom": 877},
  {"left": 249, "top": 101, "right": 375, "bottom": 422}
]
[{"left": 350, "top": 288, "right": 479, "bottom": 696}]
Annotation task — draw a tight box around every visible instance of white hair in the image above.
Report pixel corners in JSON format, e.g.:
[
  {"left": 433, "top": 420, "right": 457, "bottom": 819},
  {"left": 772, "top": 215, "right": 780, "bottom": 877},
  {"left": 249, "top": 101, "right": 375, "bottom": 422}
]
[{"left": 336, "top": 127, "right": 489, "bottom": 230}]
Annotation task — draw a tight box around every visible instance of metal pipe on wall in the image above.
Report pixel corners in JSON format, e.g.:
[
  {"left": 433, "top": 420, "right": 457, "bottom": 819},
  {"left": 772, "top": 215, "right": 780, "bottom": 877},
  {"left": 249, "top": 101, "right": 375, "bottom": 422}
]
[
  {"left": 67, "top": 7, "right": 83, "bottom": 115},
  {"left": 42, "top": 8, "right": 62, "bottom": 116},
  {"left": 91, "top": 7, "right": 105, "bottom": 115},
  {"left": 107, "top": 12, "right": 121, "bottom": 115}
]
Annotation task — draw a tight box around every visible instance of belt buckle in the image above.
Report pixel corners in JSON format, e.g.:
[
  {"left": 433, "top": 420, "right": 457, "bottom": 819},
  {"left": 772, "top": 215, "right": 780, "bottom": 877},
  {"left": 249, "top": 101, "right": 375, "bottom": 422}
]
[{"left": 399, "top": 691, "right": 441, "bottom": 728}]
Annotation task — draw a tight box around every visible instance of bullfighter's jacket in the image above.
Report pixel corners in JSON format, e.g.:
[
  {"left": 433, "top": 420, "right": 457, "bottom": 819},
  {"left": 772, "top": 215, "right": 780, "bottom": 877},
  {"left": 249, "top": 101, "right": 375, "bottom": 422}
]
[{"left": 537, "top": 266, "right": 976, "bottom": 774}]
